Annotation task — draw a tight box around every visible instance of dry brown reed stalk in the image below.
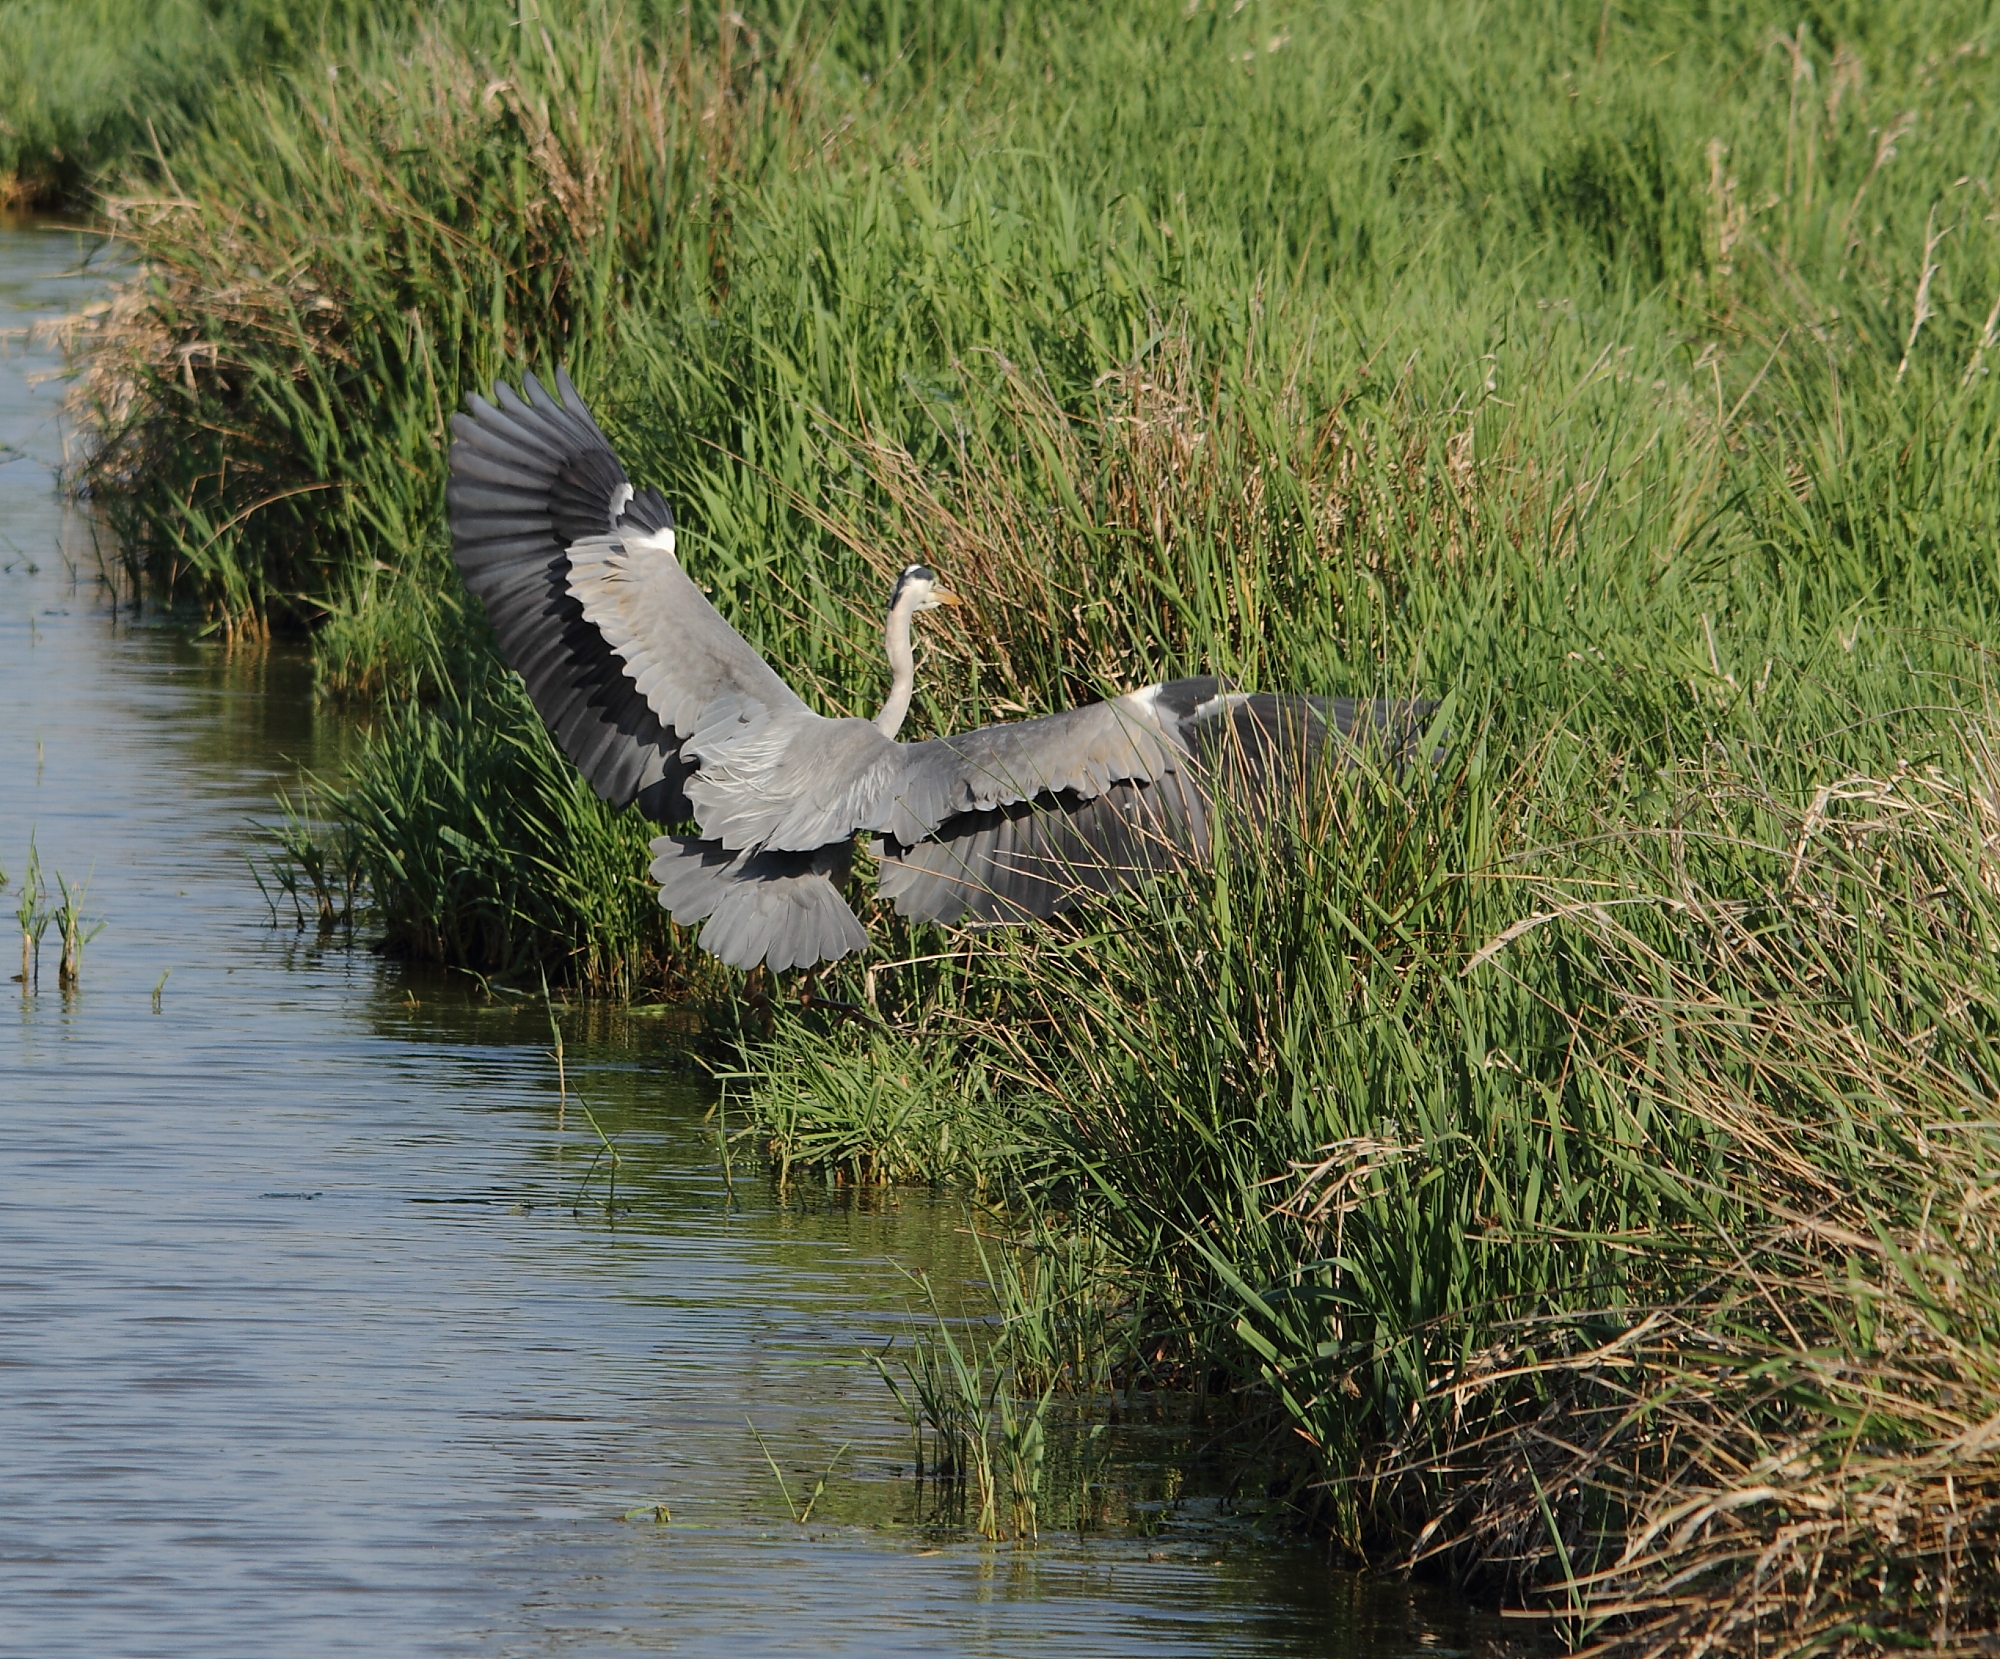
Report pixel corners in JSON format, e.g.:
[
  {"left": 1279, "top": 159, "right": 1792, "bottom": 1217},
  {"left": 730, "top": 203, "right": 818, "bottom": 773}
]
[
  {"left": 1838, "top": 112, "right": 1918, "bottom": 276},
  {"left": 1897, "top": 204, "right": 1951, "bottom": 382},
  {"left": 1408, "top": 1221, "right": 2000, "bottom": 1656}
]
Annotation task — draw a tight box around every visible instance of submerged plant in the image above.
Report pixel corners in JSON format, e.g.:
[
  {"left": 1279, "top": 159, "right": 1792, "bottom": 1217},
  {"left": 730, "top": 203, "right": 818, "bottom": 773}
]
[
  {"left": 872, "top": 1267, "right": 1054, "bottom": 1543},
  {"left": 869, "top": 1221, "right": 1139, "bottom": 1543},
  {"left": 258, "top": 793, "right": 362, "bottom": 929}
]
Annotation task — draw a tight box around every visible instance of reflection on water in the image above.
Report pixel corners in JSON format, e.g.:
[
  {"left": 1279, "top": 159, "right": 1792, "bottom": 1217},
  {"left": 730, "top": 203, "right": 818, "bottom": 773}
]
[{"left": 0, "top": 223, "right": 1508, "bottom": 1657}]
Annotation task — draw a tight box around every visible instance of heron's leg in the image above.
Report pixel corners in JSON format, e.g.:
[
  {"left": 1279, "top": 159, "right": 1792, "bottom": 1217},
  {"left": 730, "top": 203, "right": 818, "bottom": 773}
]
[
  {"left": 796, "top": 965, "right": 881, "bottom": 1029},
  {"left": 743, "top": 964, "right": 775, "bottom": 1041}
]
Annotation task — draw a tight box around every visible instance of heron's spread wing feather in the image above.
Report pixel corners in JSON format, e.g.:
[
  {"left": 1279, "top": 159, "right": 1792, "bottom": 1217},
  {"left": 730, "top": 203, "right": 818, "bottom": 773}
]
[
  {"left": 1193, "top": 694, "right": 1439, "bottom": 802},
  {"left": 451, "top": 369, "right": 878, "bottom": 965},
  {"left": 620, "top": 486, "right": 675, "bottom": 538},
  {"left": 870, "top": 683, "right": 1202, "bottom": 846},
  {"left": 560, "top": 532, "right": 907, "bottom": 854},
  {"left": 877, "top": 772, "right": 1211, "bottom": 925},
  {"left": 447, "top": 369, "right": 688, "bottom": 818},
  {"left": 562, "top": 531, "right": 809, "bottom": 740}
]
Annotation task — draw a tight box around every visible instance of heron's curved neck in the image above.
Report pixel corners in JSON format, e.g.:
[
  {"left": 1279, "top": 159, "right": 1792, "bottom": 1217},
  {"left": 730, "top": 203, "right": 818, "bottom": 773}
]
[{"left": 873, "top": 597, "right": 916, "bottom": 738}]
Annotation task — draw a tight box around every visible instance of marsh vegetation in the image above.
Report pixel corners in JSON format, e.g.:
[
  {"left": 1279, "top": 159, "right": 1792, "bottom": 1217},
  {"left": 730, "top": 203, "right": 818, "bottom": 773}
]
[
  {"left": 7, "top": 838, "right": 101, "bottom": 989},
  {"left": 30, "top": 0, "right": 2000, "bottom": 1646}
]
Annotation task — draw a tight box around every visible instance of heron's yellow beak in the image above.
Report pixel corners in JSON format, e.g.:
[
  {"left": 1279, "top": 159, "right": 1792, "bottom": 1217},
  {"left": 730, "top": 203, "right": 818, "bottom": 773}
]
[{"left": 931, "top": 588, "right": 962, "bottom": 607}]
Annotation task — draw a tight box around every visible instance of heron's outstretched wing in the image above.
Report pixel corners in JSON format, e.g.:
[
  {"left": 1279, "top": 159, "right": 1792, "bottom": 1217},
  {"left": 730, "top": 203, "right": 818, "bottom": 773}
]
[
  {"left": 448, "top": 369, "right": 695, "bottom": 819},
  {"left": 867, "top": 679, "right": 1216, "bottom": 846},
  {"left": 876, "top": 689, "right": 1437, "bottom": 927},
  {"left": 868, "top": 677, "right": 1217, "bottom": 924},
  {"left": 449, "top": 371, "right": 875, "bottom": 971},
  {"left": 1190, "top": 693, "right": 1440, "bottom": 801},
  {"left": 876, "top": 774, "right": 1212, "bottom": 924}
]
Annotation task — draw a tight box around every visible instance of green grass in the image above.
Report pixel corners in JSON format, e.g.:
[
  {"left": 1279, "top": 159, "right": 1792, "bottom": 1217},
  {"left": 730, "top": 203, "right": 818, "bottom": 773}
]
[
  {"left": 281, "top": 658, "right": 728, "bottom": 1000},
  {"left": 720, "top": 1019, "right": 1036, "bottom": 1190},
  {"left": 0, "top": 0, "right": 382, "bottom": 207},
  {"left": 48, "top": 0, "right": 2000, "bottom": 1642}
]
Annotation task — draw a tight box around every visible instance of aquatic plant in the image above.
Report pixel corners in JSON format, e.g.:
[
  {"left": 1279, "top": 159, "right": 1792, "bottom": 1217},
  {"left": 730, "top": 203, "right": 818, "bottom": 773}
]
[
  {"left": 722, "top": 1021, "right": 1033, "bottom": 1190},
  {"left": 256, "top": 794, "right": 362, "bottom": 930},
  {"left": 8, "top": 839, "right": 102, "bottom": 989},
  {"left": 746, "top": 1421, "right": 851, "bottom": 1529},
  {"left": 872, "top": 1263, "right": 1060, "bottom": 1543},
  {"left": 12, "top": 838, "right": 52, "bottom": 988},
  {"left": 869, "top": 1218, "right": 1160, "bottom": 1542},
  {"left": 50, "top": 868, "right": 102, "bottom": 986}
]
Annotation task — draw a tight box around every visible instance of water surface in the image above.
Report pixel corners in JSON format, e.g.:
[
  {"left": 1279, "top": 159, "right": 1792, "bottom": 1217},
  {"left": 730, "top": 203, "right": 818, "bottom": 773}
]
[{"left": 0, "top": 221, "right": 1501, "bottom": 1657}]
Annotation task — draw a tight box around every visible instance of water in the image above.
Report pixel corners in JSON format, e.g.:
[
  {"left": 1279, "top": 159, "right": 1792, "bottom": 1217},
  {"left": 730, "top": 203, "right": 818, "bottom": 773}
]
[{"left": 0, "top": 221, "right": 1502, "bottom": 1657}]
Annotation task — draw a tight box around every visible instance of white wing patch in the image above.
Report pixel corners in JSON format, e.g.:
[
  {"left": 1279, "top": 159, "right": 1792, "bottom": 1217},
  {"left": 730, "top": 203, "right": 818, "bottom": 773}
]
[
  {"left": 564, "top": 532, "right": 650, "bottom": 670},
  {"left": 561, "top": 526, "right": 806, "bottom": 748},
  {"left": 1193, "top": 688, "right": 1253, "bottom": 723}
]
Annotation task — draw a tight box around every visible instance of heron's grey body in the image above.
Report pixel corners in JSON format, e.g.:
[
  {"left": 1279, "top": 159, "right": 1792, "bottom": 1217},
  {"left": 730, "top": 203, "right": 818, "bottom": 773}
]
[{"left": 447, "top": 370, "right": 1434, "bottom": 972}]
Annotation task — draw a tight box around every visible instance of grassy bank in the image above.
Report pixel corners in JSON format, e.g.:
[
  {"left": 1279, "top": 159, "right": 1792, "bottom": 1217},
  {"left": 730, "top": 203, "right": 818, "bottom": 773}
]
[
  {"left": 48, "top": 0, "right": 2000, "bottom": 1642},
  {"left": 744, "top": 723, "right": 2000, "bottom": 1642},
  {"left": 0, "top": 0, "right": 382, "bottom": 207}
]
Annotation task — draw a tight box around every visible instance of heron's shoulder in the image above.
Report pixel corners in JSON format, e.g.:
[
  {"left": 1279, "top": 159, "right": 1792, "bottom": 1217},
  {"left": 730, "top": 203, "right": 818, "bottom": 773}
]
[
  {"left": 933, "top": 676, "right": 1221, "bottom": 749},
  {"left": 1140, "top": 676, "right": 1227, "bottom": 727}
]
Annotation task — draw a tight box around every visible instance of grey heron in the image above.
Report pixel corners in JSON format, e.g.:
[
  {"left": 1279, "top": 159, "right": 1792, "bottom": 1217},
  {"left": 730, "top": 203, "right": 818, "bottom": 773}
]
[{"left": 447, "top": 370, "right": 1433, "bottom": 974}]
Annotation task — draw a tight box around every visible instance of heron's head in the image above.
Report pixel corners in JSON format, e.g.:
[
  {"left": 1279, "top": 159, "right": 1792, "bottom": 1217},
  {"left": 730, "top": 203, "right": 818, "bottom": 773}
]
[{"left": 888, "top": 563, "right": 960, "bottom": 618}]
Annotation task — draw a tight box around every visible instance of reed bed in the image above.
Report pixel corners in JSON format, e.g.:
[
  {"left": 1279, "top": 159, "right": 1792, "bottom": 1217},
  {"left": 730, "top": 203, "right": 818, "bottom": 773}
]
[
  {"left": 753, "top": 716, "right": 2000, "bottom": 1643},
  {"left": 40, "top": 0, "right": 2000, "bottom": 1638},
  {"left": 69, "top": 0, "right": 810, "bottom": 670}
]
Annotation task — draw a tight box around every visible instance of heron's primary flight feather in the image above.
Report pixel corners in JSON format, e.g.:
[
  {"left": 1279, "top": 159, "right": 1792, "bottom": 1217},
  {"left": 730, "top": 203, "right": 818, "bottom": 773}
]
[
  {"left": 447, "top": 371, "right": 1436, "bottom": 973},
  {"left": 446, "top": 370, "right": 689, "bottom": 820}
]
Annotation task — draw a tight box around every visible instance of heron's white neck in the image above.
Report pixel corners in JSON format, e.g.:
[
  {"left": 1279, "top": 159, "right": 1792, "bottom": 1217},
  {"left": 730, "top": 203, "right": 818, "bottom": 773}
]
[{"left": 873, "top": 594, "right": 918, "bottom": 738}]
